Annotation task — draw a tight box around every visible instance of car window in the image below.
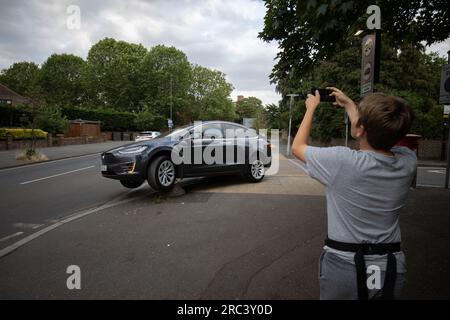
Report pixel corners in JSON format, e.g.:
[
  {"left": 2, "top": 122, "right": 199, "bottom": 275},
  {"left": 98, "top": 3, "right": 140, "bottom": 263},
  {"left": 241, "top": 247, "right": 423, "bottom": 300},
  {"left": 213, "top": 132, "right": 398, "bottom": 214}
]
[
  {"left": 222, "top": 123, "right": 256, "bottom": 138},
  {"left": 202, "top": 124, "right": 223, "bottom": 139}
]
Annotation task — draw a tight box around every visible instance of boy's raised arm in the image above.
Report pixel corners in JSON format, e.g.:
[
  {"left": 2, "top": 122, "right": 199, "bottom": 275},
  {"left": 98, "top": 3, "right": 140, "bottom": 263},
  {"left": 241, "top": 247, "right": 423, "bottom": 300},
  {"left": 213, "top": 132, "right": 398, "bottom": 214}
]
[
  {"left": 327, "top": 87, "right": 359, "bottom": 126},
  {"left": 291, "top": 90, "right": 321, "bottom": 162}
]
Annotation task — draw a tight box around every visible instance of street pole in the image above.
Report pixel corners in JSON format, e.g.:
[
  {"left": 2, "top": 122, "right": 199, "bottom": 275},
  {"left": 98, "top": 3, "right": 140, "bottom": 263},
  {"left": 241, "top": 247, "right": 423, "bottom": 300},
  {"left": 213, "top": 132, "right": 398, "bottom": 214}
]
[
  {"left": 286, "top": 94, "right": 299, "bottom": 156},
  {"left": 445, "top": 50, "right": 450, "bottom": 189},
  {"left": 169, "top": 77, "right": 173, "bottom": 132}
]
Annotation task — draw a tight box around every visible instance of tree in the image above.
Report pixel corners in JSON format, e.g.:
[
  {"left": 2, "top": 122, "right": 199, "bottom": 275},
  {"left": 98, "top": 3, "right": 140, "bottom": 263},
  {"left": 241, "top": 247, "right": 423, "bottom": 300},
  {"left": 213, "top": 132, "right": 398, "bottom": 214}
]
[
  {"left": 140, "top": 45, "right": 192, "bottom": 124},
  {"left": 280, "top": 40, "right": 446, "bottom": 141},
  {"left": 0, "top": 62, "right": 40, "bottom": 95},
  {"left": 188, "top": 65, "right": 235, "bottom": 121},
  {"left": 40, "top": 53, "right": 86, "bottom": 105},
  {"left": 85, "top": 38, "right": 148, "bottom": 111},
  {"left": 35, "top": 105, "right": 69, "bottom": 135},
  {"left": 259, "top": 0, "right": 450, "bottom": 85},
  {"left": 236, "top": 97, "right": 265, "bottom": 120}
]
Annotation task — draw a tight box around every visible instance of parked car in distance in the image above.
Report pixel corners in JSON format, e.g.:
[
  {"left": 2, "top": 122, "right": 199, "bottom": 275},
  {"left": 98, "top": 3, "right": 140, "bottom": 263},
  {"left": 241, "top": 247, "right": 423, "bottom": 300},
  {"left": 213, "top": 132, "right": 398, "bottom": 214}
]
[
  {"left": 135, "top": 131, "right": 161, "bottom": 142},
  {"left": 101, "top": 121, "right": 272, "bottom": 192}
]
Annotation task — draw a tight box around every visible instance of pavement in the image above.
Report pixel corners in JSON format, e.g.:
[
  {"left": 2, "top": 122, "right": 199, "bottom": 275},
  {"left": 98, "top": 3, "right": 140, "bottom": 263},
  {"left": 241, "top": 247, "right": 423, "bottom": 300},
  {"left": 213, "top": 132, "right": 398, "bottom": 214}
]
[
  {"left": 0, "top": 148, "right": 449, "bottom": 299},
  {"left": 0, "top": 141, "right": 131, "bottom": 169}
]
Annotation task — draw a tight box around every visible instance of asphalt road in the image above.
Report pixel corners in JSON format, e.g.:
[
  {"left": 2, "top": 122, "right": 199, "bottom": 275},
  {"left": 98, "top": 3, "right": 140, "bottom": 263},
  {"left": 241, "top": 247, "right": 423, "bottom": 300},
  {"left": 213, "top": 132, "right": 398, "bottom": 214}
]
[
  {"left": 0, "top": 153, "right": 129, "bottom": 248},
  {"left": 416, "top": 167, "right": 447, "bottom": 187}
]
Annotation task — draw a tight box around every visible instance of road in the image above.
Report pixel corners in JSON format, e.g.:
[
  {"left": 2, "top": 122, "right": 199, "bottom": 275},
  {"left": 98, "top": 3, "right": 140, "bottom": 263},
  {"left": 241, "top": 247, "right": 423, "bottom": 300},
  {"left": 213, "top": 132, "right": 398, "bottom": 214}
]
[{"left": 0, "top": 154, "right": 130, "bottom": 248}]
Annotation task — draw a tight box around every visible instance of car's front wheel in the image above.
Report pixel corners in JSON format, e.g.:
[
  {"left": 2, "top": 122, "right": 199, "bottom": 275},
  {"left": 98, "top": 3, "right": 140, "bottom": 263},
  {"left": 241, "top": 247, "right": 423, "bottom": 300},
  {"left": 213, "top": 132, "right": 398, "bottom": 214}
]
[
  {"left": 120, "top": 179, "right": 144, "bottom": 189},
  {"left": 147, "top": 155, "right": 176, "bottom": 191},
  {"left": 245, "top": 159, "right": 265, "bottom": 182}
]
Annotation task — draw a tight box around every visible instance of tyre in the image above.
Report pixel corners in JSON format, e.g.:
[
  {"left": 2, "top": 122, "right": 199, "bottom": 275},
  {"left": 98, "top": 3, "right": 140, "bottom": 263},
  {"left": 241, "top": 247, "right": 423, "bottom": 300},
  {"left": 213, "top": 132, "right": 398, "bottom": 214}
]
[
  {"left": 245, "top": 159, "right": 265, "bottom": 183},
  {"left": 120, "top": 179, "right": 144, "bottom": 189},
  {"left": 147, "top": 155, "right": 176, "bottom": 191}
]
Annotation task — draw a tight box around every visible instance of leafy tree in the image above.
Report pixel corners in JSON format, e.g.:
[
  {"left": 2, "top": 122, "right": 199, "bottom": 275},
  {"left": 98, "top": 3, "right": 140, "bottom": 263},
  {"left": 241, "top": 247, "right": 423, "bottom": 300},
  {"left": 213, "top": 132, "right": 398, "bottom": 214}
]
[
  {"left": 85, "top": 38, "right": 147, "bottom": 111},
  {"left": 140, "top": 45, "right": 192, "bottom": 124},
  {"left": 35, "top": 105, "right": 69, "bottom": 135},
  {"left": 0, "top": 62, "right": 40, "bottom": 95},
  {"left": 40, "top": 54, "right": 86, "bottom": 105},
  {"left": 281, "top": 39, "right": 446, "bottom": 141},
  {"left": 133, "top": 109, "right": 166, "bottom": 131},
  {"left": 188, "top": 65, "right": 235, "bottom": 121},
  {"left": 259, "top": 0, "right": 450, "bottom": 85},
  {"left": 236, "top": 97, "right": 265, "bottom": 121}
]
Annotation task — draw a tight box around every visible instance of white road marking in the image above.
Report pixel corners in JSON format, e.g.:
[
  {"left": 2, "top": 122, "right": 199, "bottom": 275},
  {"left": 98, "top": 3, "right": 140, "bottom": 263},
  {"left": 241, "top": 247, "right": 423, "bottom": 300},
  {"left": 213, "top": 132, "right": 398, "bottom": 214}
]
[
  {"left": 12, "top": 223, "right": 43, "bottom": 230},
  {"left": 0, "top": 153, "right": 99, "bottom": 173},
  {"left": 0, "top": 186, "right": 150, "bottom": 258},
  {"left": 415, "top": 184, "right": 444, "bottom": 188},
  {"left": 287, "top": 158, "right": 308, "bottom": 173},
  {"left": 0, "top": 232, "right": 24, "bottom": 243},
  {"left": 20, "top": 165, "right": 95, "bottom": 185},
  {"left": 427, "top": 170, "right": 445, "bottom": 174}
]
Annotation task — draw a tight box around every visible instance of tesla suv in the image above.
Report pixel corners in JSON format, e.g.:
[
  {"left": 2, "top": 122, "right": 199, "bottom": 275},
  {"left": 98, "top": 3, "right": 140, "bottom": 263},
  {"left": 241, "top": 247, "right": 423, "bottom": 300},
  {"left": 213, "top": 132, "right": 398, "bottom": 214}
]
[{"left": 101, "top": 121, "right": 272, "bottom": 191}]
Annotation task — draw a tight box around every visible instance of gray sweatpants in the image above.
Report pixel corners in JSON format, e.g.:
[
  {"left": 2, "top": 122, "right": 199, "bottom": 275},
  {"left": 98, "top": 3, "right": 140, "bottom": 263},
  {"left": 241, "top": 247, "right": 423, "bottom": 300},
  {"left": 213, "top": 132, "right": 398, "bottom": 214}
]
[{"left": 319, "top": 250, "right": 406, "bottom": 300}]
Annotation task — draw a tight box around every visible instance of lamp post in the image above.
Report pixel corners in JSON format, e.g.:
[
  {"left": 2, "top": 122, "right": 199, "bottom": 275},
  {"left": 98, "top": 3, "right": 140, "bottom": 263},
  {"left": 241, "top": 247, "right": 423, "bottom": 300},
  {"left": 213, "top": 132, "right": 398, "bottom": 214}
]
[
  {"left": 286, "top": 94, "right": 299, "bottom": 156},
  {"left": 445, "top": 50, "right": 450, "bottom": 189}
]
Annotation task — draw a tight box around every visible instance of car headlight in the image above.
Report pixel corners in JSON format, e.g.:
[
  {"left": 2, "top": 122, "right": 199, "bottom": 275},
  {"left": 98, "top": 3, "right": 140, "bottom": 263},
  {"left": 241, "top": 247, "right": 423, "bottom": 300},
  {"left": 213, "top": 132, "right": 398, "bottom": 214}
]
[{"left": 118, "top": 146, "right": 148, "bottom": 154}]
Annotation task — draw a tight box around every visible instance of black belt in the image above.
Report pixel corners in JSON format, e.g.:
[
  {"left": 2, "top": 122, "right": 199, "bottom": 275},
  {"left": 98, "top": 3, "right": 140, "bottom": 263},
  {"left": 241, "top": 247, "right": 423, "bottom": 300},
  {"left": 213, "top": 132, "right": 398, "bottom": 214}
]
[{"left": 325, "top": 237, "right": 401, "bottom": 300}]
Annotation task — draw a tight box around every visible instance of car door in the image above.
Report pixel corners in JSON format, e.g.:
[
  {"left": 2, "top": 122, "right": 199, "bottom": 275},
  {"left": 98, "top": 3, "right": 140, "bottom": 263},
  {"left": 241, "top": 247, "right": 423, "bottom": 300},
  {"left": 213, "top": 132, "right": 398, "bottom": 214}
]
[{"left": 190, "top": 122, "right": 226, "bottom": 174}]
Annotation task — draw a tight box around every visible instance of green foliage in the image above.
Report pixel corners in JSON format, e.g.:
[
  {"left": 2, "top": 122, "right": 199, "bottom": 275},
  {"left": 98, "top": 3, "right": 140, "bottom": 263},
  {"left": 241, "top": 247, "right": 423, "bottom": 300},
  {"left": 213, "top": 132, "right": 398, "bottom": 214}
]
[
  {"left": 35, "top": 105, "right": 69, "bottom": 135},
  {"left": 133, "top": 109, "right": 166, "bottom": 131},
  {"left": 236, "top": 97, "right": 265, "bottom": 121},
  {"left": 0, "top": 62, "right": 41, "bottom": 95},
  {"left": 0, "top": 103, "right": 30, "bottom": 127},
  {"left": 40, "top": 54, "right": 86, "bottom": 105},
  {"left": 85, "top": 38, "right": 148, "bottom": 111},
  {"left": 272, "top": 38, "right": 446, "bottom": 141},
  {"left": 188, "top": 65, "right": 235, "bottom": 121},
  {"left": 0, "top": 128, "right": 48, "bottom": 139},
  {"left": 1, "top": 38, "right": 237, "bottom": 131},
  {"left": 140, "top": 45, "right": 193, "bottom": 121},
  {"left": 259, "top": 0, "right": 450, "bottom": 84},
  {"left": 61, "top": 106, "right": 138, "bottom": 131}
]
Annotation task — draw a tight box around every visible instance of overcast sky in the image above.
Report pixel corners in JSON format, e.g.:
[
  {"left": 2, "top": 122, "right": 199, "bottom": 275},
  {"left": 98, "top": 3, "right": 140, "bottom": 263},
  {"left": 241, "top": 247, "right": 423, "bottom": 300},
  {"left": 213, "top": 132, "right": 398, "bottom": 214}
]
[
  {"left": 0, "top": 0, "right": 448, "bottom": 106},
  {"left": 0, "top": 0, "right": 282, "bottom": 105}
]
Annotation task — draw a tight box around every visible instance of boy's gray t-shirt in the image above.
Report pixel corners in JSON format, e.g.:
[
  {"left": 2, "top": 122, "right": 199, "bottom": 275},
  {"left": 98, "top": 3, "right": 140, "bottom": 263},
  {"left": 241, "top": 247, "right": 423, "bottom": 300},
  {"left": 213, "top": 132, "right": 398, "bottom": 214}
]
[{"left": 305, "top": 146, "right": 417, "bottom": 271}]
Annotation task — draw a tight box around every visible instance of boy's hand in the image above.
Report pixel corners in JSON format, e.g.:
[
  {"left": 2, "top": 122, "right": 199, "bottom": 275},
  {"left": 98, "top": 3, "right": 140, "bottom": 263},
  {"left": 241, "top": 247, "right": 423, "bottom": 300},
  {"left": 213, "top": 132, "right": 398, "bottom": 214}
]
[
  {"left": 306, "top": 90, "right": 320, "bottom": 110},
  {"left": 327, "top": 87, "right": 353, "bottom": 108}
]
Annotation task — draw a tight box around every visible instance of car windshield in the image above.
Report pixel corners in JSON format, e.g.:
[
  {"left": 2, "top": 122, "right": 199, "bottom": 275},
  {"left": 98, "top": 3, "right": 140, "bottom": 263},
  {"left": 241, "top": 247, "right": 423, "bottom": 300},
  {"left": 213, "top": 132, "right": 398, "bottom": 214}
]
[{"left": 162, "top": 124, "right": 193, "bottom": 139}]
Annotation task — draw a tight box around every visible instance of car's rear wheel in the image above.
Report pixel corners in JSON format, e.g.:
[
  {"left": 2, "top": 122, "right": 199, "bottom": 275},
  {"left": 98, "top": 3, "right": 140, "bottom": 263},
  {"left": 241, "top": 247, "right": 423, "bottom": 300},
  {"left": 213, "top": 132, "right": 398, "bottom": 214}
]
[
  {"left": 148, "top": 155, "right": 176, "bottom": 191},
  {"left": 120, "top": 179, "right": 144, "bottom": 189},
  {"left": 245, "top": 159, "right": 265, "bottom": 182}
]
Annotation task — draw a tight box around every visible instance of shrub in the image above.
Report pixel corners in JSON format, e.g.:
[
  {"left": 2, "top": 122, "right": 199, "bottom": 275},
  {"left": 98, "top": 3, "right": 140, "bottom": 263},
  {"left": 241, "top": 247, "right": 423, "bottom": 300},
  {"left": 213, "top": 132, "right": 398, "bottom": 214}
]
[
  {"left": 35, "top": 105, "right": 69, "bottom": 134},
  {"left": 0, "top": 128, "right": 48, "bottom": 139}
]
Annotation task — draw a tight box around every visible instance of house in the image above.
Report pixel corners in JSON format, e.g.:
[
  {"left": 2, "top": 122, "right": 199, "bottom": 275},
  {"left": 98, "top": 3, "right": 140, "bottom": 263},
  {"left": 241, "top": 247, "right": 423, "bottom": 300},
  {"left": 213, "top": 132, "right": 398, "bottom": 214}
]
[{"left": 0, "top": 83, "right": 28, "bottom": 105}]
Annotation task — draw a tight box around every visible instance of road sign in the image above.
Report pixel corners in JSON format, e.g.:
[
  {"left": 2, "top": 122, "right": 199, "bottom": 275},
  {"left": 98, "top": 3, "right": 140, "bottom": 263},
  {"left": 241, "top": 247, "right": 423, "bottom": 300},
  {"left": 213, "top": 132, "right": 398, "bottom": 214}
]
[
  {"left": 168, "top": 119, "right": 173, "bottom": 128},
  {"left": 439, "top": 64, "right": 450, "bottom": 104},
  {"left": 360, "top": 32, "right": 379, "bottom": 97},
  {"left": 444, "top": 105, "right": 450, "bottom": 115}
]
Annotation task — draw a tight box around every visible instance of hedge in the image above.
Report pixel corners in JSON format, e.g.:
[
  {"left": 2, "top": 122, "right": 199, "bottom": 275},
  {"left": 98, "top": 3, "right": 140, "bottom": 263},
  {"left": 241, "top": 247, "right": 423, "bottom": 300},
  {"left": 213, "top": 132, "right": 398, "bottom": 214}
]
[
  {"left": 0, "top": 103, "right": 164, "bottom": 132},
  {"left": 0, "top": 103, "right": 30, "bottom": 127},
  {"left": 61, "top": 106, "right": 137, "bottom": 131},
  {"left": 0, "top": 128, "right": 48, "bottom": 139}
]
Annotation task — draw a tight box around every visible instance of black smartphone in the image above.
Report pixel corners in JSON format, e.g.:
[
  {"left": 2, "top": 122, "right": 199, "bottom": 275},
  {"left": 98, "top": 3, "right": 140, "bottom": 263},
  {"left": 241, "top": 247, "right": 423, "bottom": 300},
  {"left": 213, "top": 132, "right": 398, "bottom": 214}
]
[{"left": 310, "top": 88, "right": 335, "bottom": 102}]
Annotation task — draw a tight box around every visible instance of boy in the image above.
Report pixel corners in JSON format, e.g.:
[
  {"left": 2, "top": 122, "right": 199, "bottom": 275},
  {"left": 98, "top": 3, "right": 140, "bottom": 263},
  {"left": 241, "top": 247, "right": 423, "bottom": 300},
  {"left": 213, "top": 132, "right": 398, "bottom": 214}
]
[{"left": 292, "top": 87, "right": 416, "bottom": 300}]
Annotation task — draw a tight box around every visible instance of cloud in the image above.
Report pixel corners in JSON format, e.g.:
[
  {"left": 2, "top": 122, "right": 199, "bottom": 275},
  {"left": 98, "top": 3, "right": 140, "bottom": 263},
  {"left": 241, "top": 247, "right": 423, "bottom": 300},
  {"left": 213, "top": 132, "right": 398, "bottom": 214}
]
[{"left": 0, "top": 0, "right": 281, "bottom": 105}]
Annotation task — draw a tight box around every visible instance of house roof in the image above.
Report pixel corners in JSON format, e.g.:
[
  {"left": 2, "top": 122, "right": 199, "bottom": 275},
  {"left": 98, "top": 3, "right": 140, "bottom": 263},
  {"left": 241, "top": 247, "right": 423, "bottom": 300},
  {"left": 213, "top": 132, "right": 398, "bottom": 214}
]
[{"left": 0, "top": 83, "right": 28, "bottom": 103}]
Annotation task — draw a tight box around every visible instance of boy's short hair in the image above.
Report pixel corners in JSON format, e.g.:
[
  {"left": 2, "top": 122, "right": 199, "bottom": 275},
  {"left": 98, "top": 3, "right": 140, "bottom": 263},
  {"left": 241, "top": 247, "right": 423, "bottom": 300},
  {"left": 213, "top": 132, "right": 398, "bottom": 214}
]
[{"left": 356, "top": 93, "right": 414, "bottom": 151}]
